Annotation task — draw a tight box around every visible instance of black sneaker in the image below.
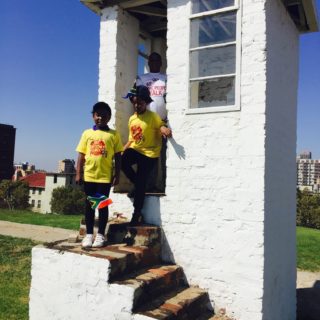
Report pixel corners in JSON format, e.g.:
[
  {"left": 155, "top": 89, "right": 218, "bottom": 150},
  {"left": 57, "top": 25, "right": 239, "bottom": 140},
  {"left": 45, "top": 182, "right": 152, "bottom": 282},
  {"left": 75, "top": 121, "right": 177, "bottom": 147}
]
[{"left": 129, "top": 212, "right": 145, "bottom": 226}]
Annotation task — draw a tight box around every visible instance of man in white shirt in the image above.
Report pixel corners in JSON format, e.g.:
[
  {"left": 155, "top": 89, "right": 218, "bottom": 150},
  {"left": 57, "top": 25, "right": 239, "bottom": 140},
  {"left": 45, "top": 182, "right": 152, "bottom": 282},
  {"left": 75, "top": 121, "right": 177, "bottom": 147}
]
[{"left": 136, "top": 52, "right": 167, "bottom": 121}]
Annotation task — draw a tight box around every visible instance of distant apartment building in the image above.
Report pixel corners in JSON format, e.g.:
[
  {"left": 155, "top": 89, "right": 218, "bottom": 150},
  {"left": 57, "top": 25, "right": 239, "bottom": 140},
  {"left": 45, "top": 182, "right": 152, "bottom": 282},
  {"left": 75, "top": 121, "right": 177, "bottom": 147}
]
[
  {"left": 0, "top": 124, "right": 16, "bottom": 180},
  {"left": 298, "top": 151, "right": 312, "bottom": 160},
  {"left": 297, "top": 151, "right": 320, "bottom": 192},
  {"left": 13, "top": 162, "right": 37, "bottom": 181},
  {"left": 57, "top": 159, "right": 75, "bottom": 173},
  {"left": 15, "top": 162, "right": 36, "bottom": 172}
]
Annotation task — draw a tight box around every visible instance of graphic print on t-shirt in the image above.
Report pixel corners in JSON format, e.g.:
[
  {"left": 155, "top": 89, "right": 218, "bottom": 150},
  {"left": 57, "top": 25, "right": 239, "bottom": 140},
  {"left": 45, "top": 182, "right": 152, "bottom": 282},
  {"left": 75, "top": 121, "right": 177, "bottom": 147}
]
[
  {"left": 90, "top": 140, "right": 107, "bottom": 157},
  {"left": 146, "top": 79, "right": 165, "bottom": 97},
  {"left": 131, "top": 125, "right": 144, "bottom": 143}
]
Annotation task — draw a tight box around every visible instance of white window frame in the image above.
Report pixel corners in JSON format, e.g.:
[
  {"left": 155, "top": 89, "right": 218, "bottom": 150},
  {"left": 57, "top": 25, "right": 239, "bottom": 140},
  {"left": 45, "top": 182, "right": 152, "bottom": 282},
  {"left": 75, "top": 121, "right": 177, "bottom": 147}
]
[{"left": 187, "top": 0, "right": 242, "bottom": 114}]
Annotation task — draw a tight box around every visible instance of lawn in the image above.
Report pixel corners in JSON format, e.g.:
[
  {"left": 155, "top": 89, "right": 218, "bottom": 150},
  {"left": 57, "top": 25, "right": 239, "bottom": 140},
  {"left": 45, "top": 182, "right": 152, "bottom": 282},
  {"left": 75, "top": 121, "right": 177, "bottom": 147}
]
[
  {"left": 297, "top": 226, "right": 320, "bottom": 271},
  {"left": 0, "top": 209, "right": 81, "bottom": 230},
  {"left": 0, "top": 235, "right": 38, "bottom": 320}
]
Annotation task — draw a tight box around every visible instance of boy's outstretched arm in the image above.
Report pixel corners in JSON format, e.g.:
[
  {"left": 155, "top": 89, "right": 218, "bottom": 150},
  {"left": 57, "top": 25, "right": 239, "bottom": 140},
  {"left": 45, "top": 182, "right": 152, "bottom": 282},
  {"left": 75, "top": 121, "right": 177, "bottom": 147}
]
[
  {"left": 112, "top": 152, "right": 122, "bottom": 186},
  {"left": 76, "top": 153, "right": 85, "bottom": 183}
]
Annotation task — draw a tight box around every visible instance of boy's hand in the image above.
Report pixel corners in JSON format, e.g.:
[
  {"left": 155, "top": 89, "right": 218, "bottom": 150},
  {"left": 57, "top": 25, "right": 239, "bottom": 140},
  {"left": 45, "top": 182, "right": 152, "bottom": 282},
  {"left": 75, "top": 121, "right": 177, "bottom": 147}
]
[{"left": 160, "top": 126, "right": 172, "bottom": 138}]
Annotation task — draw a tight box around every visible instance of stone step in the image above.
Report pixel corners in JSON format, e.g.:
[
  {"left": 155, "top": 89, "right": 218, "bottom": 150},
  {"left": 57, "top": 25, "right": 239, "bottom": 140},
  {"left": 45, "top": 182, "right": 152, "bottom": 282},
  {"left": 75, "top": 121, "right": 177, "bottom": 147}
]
[
  {"left": 78, "top": 220, "right": 161, "bottom": 248},
  {"left": 135, "top": 286, "right": 211, "bottom": 320},
  {"left": 108, "top": 223, "right": 162, "bottom": 247},
  {"left": 113, "top": 265, "right": 186, "bottom": 310},
  {"left": 48, "top": 242, "right": 161, "bottom": 281}
]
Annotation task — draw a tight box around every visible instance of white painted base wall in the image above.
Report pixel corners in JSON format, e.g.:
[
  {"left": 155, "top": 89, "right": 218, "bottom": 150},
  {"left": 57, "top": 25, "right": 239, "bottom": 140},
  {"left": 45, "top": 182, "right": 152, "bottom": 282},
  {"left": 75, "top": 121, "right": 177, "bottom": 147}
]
[{"left": 29, "top": 246, "right": 155, "bottom": 320}]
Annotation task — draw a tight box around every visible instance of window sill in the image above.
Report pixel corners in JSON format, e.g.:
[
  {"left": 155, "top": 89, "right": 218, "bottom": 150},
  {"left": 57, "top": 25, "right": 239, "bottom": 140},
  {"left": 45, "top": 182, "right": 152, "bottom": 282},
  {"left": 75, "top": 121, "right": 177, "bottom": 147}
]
[{"left": 186, "top": 105, "right": 240, "bottom": 114}]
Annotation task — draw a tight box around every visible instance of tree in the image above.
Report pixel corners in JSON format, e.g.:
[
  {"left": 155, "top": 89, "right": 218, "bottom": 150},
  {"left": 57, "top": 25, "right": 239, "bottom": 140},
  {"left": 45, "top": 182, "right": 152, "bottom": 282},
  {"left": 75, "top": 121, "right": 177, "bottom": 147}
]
[
  {"left": 297, "top": 188, "right": 320, "bottom": 229},
  {"left": 0, "top": 180, "right": 29, "bottom": 210},
  {"left": 50, "top": 186, "right": 85, "bottom": 215}
]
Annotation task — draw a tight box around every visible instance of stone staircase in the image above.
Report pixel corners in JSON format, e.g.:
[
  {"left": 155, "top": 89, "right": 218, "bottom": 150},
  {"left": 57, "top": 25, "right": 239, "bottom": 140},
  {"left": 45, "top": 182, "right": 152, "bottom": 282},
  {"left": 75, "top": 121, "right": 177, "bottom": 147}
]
[{"left": 47, "top": 221, "right": 230, "bottom": 320}]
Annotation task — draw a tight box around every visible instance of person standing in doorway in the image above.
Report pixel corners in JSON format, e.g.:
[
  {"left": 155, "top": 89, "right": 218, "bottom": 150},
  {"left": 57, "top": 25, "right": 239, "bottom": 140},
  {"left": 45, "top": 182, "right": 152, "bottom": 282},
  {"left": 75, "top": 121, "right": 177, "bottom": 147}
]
[{"left": 136, "top": 52, "right": 167, "bottom": 193}]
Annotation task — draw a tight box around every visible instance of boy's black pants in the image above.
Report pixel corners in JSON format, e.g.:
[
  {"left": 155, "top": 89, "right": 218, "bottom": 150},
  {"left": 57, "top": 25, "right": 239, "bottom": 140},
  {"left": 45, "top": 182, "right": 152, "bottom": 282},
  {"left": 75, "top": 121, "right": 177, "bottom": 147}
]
[
  {"left": 84, "top": 182, "right": 111, "bottom": 235},
  {"left": 121, "top": 148, "right": 157, "bottom": 214}
]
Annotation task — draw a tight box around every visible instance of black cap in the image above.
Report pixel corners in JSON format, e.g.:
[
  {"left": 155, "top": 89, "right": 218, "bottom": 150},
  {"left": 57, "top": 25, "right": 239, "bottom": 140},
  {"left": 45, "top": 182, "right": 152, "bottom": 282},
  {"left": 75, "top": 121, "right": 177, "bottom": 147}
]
[{"left": 135, "top": 85, "right": 153, "bottom": 104}]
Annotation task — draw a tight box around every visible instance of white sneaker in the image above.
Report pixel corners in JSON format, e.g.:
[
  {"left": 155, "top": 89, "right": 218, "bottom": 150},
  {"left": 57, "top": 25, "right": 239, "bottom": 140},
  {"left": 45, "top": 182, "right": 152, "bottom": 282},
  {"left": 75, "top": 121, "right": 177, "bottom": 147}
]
[
  {"left": 82, "top": 234, "right": 93, "bottom": 248},
  {"left": 92, "top": 233, "right": 105, "bottom": 248}
]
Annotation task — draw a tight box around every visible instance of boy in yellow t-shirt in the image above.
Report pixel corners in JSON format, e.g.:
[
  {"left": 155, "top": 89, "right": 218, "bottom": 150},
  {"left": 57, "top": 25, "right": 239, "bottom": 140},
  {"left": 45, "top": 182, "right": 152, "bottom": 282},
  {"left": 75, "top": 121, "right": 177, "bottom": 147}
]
[
  {"left": 122, "top": 85, "right": 172, "bottom": 225},
  {"left": 76, "top": 102, "right": 123, "bottom": 248}
]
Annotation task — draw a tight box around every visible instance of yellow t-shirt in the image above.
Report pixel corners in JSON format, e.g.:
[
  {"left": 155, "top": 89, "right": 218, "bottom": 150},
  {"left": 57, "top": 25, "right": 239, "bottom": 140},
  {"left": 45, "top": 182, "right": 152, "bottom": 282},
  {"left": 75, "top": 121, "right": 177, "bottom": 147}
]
[
  {"left": 128, "top": 110, "right": 164, "bottom": 158},
  {"left": 76, "top": 128, "right": 123, "bottom": 183}
]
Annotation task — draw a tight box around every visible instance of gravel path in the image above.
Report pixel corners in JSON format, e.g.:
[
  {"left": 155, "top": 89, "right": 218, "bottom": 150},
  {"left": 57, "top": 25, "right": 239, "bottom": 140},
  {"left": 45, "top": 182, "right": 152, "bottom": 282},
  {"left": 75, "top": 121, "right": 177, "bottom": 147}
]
[{"left": 0, "top": 220, "right": 73, "bottom": 242}]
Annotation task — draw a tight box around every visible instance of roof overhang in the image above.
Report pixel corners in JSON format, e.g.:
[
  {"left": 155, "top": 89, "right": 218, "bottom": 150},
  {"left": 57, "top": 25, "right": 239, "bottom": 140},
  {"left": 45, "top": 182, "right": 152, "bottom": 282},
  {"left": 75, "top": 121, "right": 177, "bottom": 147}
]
[
  {"left": 80, "top": 0, "right": 319, "bottom": 33},
  {"left": 282, "top": 0, "right": 319, "bottom": 32},
  {"left": 80, "top": 0, "right": 163, "bottom": 14},
  {"left": 80, "top": 0, "right": 167, "bottom": 37}
]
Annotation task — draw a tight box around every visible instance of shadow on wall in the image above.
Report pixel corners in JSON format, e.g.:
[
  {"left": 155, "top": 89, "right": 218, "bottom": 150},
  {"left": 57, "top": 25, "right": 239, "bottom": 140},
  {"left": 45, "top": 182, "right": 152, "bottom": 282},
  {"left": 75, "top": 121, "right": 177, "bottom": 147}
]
[
  {"left": 169, "top": 137, "right": 186, "bottom": 160},
  {"left": 297, "top": 280, "right": 320, "bottom": 320}
]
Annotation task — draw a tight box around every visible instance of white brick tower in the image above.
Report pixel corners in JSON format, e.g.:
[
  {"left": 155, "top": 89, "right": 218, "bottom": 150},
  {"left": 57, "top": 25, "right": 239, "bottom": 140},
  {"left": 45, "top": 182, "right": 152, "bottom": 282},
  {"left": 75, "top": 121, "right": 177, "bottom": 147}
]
[{"left": 78, "top": 1, "right": 319, "bottom": 319}]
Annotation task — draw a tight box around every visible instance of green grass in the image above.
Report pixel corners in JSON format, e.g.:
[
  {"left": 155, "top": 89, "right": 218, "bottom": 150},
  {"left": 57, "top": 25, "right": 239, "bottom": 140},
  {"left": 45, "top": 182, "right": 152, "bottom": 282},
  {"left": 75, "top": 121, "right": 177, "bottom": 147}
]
[
  {"left": 0, "top": 209, "right": 82, "bottom": 230},
  {"left": 297, "top": 226, "right": 320, "bottom": 271},
  {"left": 0, "top": 235, "right": 39, "bottom": 320}
]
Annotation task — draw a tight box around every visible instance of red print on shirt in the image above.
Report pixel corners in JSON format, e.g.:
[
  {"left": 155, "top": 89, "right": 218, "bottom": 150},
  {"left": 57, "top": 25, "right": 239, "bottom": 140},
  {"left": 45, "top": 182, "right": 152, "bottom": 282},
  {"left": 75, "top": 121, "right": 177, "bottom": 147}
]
[
  {"left": 149, "top": 85, "right": 165, "bottom": 96},
  {"left": 90, "top": 140, "right": 107, "bottom": 156},
  {"left": 131, "top": 125, "right": 143, "bottom": 143}
]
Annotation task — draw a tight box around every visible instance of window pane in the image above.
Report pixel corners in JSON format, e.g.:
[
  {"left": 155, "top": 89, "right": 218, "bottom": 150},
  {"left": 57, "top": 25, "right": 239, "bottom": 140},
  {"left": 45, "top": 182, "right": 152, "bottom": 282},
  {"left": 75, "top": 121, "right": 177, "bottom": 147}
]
[
  {"left": 190, "top": 45, "right": 235, "bottom": 78},
  {"left": 190, "top": 12, "right": 236, "bottom": 47},
  {"left": 192, "top": 0, "right": 235, "bottom": 14},
  {"left": 190, "top": 77, "right": 235, "bottom": 108}
]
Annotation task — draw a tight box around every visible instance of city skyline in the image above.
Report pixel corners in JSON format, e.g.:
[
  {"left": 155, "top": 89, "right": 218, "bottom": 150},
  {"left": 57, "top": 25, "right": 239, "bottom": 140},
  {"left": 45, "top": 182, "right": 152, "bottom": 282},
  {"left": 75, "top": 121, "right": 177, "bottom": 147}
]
[{"left": 0, "top": 1, "right": 319, "bottom": 171}]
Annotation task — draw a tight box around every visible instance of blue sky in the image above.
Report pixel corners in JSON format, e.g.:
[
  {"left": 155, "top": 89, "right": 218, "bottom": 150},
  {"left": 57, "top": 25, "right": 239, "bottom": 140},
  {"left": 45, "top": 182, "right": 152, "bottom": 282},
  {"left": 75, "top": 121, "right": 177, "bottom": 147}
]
[
  {"left": 0, "top": 0, "right": 99, "bottom": 171},
  {"left": 0, "top": 0, "right": 319, "bottom": 171}
]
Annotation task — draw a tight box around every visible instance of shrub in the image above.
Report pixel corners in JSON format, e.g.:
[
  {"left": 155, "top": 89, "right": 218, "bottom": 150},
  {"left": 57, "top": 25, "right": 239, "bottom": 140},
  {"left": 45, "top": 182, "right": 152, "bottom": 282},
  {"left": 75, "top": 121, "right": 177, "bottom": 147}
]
[
  {"left": 50, "top": 186, "right": 85, "bottom": 215},
  {"left": 297, "top": 189, "right": 320, "bottom": 229},
  {"left": 0, "top": 180, "right": 29, "bottom": 210}
]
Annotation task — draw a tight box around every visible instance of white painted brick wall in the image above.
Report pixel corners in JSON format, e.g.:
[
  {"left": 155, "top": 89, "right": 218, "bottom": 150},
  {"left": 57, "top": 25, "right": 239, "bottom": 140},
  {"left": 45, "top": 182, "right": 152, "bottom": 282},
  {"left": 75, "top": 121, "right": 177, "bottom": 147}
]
[
  {"left": 29, "top": 246, "right": 137, "bottom": 320},
  {"left": 161, "top": 1, "right": 267, "bottom": 319},
  {"left": 263, "top": 0, "right": 299, "bottom": 319}
]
